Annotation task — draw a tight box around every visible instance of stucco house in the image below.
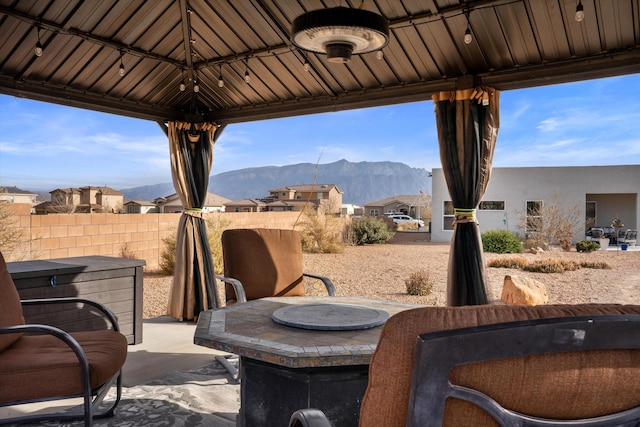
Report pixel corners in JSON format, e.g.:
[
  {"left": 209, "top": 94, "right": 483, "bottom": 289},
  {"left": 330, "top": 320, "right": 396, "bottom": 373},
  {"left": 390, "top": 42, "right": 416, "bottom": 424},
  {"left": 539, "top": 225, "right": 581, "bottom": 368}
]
[
  {"left": 48, "top": 186, "right": 124, "bottom": 213},
  {"left": 124, "top": 200, "right": 157, "bottom": 214},
  {"left": 154, "top": 192, "right": 231, "bottom": 213},
  {"left": 266, "top": 184, "right": 343, "bottom": 214},
  {"left": 363, "top": 194, "right": 431, "bottom": 220},
  {"left": 0, "top": 186, "right": 38, "bottom": 214},
  {"left": 224, "top": 199, "right": 267, "bottom": 213},
  {"left": 431, "top": 165, "right": 640, "bottom": 244}
]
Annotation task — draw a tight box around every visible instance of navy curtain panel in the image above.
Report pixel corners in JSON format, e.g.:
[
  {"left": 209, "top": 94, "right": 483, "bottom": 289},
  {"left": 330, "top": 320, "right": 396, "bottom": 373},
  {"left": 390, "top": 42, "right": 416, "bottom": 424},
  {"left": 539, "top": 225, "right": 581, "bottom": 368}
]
[
  {"left": 432, "top": 87, "right": 500, "bottom": 306},
  {"left": 167, "top": 121, "right": 221, "bottom": 321}
]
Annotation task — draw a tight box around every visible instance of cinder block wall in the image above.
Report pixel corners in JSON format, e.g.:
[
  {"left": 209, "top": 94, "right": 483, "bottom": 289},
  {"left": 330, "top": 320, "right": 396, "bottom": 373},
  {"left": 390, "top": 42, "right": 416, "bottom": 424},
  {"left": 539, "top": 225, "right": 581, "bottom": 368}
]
[{"left": 11, "top": 212, "right": 312, "bottom": 269}]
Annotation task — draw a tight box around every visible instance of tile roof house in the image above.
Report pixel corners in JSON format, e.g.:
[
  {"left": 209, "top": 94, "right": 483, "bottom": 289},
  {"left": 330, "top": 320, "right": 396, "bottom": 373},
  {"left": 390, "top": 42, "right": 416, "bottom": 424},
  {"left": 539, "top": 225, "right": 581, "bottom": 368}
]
[
  {"left": 224, "top": 199, "right": 267, "bottom": 213},
  {"left": 124, "top": 200, "right": 157, "bottom": 214},
  {"left": 0, "top": 186, "right": 39, "bottom": 214},
  {"left": 46, "top": 186, "right": 124, "bottom": 213},
  {"left": 154, "top": 192, "right": 231, "bottom": 213},
  {"left": 265, "top": 184, "right": 343, "bottom": 214},
  {"left": 364, "top": 194, "right": 431, "bottom": 219}
]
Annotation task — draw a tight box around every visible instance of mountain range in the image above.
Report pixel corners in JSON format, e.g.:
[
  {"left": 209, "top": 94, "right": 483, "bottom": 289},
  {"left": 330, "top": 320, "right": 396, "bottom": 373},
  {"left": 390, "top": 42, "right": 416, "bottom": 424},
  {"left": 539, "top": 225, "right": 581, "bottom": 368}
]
[{"left": 120, "top": 159, "right": 432, "bottom": 206}]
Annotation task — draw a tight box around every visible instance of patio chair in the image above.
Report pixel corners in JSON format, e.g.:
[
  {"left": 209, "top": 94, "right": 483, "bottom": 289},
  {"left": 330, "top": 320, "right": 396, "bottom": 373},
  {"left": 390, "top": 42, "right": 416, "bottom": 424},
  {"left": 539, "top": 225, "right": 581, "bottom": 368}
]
[
  {"left": 214, "top": 228, "right": 336, "bottom": 379},
  {"left": 589, "top": 227, "right": 604, "bottom": 239},
  {"left": 289, "top": 304, "right": 640, "bottom": 427},
  {"left": 217, "top": 228, "right": 336, "bottom": 303},
  {"left": 0, "top": 252, "right": 128, "bottom": 427},
  {"left": 619, "top": 229, "right": 637, "bottom": 246}
]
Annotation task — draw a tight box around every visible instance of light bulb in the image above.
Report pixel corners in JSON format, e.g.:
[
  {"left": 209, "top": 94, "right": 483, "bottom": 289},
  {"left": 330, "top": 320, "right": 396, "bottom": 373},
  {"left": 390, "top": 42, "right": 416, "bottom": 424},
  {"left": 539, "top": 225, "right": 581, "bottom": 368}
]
[
  {"left": 575, "top": 1, "right": 584, "bottom": 22},
  {"left": 244, "top": 70, "right": 250, "bottom": 83},
  {"left": 34, "top": 41, "right": 43, "bottom": 57},
  {"left": 218, "top": 77, "right": 224, "bottom": 88},
  {"left": 303, "top": 60, "right": 310, "bottom": 72},
  {"left": 376, "top": 50, "right": 383, "bottom": 60},
  {"left": 179, "top": 82, "right": 186, "bottom": 91},
  {"left": 193, "top": 83, "right": 200, "bottom": 93},
  {"left": 118, "top": 63, "right": 125, "bottom": 77},
  {"left": 464, "top": 28, "right": 472, "bottom": 45}
]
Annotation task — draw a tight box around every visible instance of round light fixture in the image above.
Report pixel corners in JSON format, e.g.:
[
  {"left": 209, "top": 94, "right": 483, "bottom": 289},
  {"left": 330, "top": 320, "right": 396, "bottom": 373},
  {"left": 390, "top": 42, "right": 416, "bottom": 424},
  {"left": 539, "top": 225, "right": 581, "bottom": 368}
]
[{"left": 291, "top": 7, "right": 389, "bottom": 64}]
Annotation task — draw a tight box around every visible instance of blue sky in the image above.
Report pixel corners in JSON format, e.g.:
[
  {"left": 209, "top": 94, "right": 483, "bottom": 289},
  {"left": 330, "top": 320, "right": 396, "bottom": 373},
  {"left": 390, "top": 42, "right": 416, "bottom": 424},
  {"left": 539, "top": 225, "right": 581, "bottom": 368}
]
[{"left": 1, "top": 73, "right": 639, "bottom": 192}]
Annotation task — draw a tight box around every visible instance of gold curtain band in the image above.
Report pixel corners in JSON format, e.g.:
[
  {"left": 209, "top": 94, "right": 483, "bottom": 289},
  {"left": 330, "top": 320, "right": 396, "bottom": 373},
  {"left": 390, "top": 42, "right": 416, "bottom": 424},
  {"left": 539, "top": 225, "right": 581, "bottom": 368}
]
[{"left": 453, "top": 208, "right": 478, "bottom": 225}]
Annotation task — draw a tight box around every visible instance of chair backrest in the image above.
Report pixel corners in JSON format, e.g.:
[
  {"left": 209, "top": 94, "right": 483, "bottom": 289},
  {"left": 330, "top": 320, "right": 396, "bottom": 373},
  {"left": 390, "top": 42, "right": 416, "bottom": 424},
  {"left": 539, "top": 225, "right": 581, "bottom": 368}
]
[
  {"left": 406, "top": 315, "right": 640, "bottom": 427},
  {"left": 222, "top": 228, "right": 305, "bottom": 301},
  {"left": 590, "top": 227, "right": 604, "bottom": 238},
  {"left": 625, "top": 229, "right": 637, "bottom": 240},
  {"left": 358, "top": 304, "right": 640, "bottom": 427},
  {"left": 0, "top": 252, "right": 26, "bottom": 351}
]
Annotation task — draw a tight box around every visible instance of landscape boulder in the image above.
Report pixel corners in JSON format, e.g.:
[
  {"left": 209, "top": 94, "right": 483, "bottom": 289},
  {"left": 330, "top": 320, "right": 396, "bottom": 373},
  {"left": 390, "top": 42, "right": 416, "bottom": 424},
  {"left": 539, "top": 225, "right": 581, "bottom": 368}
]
[{"left": 501, "top": 275, "right": 548, "bottom": 306}]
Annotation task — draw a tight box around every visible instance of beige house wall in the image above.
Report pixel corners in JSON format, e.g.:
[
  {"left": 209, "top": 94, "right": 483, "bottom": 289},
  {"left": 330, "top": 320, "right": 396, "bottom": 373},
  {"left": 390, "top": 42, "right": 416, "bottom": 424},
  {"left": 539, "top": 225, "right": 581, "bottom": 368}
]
[{"left": 8, "top": 211, "right": 313, "bottom": 270}]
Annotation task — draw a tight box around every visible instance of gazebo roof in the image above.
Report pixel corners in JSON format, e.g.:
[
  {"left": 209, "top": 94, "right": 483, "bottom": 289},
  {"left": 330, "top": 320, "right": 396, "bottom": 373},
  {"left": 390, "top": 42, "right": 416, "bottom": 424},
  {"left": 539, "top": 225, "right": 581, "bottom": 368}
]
[{"left": 1, "top": 0, "right": 638, "bottom": 125}]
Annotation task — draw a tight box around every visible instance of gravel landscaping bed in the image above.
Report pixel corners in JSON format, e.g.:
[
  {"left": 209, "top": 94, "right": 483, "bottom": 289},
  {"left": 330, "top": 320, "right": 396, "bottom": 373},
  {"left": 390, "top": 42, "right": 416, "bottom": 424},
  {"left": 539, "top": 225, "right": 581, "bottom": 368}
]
[{"left": 143, "top": 232, "right": 639, "bottom": 319}]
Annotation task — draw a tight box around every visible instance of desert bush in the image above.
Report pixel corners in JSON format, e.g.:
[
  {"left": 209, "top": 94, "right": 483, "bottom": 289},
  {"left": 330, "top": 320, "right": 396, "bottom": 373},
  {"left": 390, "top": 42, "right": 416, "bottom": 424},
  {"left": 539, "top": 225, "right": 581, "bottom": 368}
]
[
  {"left": 523, "top": 259, "right": 579, "bottom": 273},
  {"left": 159, "top": 214, "right": 231, "bottom": 275},
  {"left": 576, "top": 240, "right": 599, "bottom": 253},
  {"left": 119, "top": 242, "right": 136, "bottom": 259},
  {"left": 405, "top": 270, "right": 434, "bottom": 296},
  {"left": 487, "top": 256, "right": 529, "bottom": 269},
  {"left": 296, "top": 206, "right": 344, "bottom": 254},
  {"left": 482, "top": 229, "right": 523, "bottom": 253},
  {"left": 349, "top": 217, "right": 394, "bottom": 245},
  {"left": 579, "top": 261, "right": 611, "bottom": 270},
  {"left": 517, "top": 193, "right": 581, "bottom": 251}
]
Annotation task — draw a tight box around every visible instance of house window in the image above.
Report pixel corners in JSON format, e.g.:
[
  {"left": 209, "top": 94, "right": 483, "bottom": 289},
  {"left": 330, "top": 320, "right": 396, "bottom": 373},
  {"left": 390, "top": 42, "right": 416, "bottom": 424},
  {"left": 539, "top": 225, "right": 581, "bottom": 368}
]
[
  {"left": 282, "top": 192, "right": 286, "bottom": 197},
  {"left": 526, "top": 200, "right": 543, "bottom": 233},
  {"left": 317, "top": 192, "right": 324, "bottom": 198},
  {"left": 479, "top": 201, "right": 504, "bottom": 210},
  {"left": 370, "top": 209, "right": 379, "bottom": 216},
  {"left": 296, "top": 194, "right": 302, "bottom": 199},
  {"left": 443, "top": 201, "right": 454, "bottom": 230}
]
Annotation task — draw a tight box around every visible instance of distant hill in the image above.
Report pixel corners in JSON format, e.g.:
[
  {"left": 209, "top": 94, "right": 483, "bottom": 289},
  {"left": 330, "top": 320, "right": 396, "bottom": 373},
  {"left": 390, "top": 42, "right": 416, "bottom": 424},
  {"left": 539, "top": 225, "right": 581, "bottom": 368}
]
[{"left": 120, "top": 159, "right": 431, "bottom": 206}]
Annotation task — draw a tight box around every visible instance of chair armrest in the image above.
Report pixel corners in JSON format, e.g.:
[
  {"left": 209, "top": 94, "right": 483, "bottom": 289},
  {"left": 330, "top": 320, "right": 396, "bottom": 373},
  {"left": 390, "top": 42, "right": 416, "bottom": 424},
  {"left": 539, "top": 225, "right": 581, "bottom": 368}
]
[
  {"left": 289, "top": 409, "right": 332, "bottom": 427},
  {"left": 215, "top": 274, "right": 248, "bottom": 303},
  {"left": 303, "top": 273, "right": 336, "bottom": 296},
  {"left": 21, "top": 297, "right": 121, "bottom": 332}
]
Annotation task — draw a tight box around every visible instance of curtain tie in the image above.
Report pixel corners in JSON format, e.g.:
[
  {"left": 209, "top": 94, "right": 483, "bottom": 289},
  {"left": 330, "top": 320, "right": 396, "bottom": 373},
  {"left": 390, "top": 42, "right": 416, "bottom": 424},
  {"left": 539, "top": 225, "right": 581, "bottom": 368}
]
[
  {"left": 184, "top": 207, "right": 204, "bottom": 218},
  {"left": 453, "top": 208, "right": 478, "bottom": 225}
]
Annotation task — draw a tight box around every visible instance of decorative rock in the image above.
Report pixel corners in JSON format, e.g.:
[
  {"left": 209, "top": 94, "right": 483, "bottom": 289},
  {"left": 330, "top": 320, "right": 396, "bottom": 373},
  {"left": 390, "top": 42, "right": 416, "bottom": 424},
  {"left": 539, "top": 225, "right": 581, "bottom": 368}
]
[{"left": 501, "top": 275, "right": 548, "bottom": 306}]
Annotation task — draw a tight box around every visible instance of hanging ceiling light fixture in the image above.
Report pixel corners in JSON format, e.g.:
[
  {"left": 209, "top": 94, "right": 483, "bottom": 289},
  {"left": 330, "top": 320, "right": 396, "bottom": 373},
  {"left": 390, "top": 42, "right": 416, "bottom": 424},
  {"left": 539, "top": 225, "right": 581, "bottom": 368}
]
[
  {"left": 179, "top": 68, "right": 186, "bottom": 91},
  {"left": 575, "top": 0, "right": 585, "bottom": 22},
  {"left": 464, "top": 10, "right": 473, "bottom": 45},
  {"left": 118, "top": 49, "right": 125, "bottom": 77},
  {"left": 34, "top": 25, "right": 43, "bottom": 57},
  {"left": 291, "top": 4, "right": 389, "bottom": 64}
]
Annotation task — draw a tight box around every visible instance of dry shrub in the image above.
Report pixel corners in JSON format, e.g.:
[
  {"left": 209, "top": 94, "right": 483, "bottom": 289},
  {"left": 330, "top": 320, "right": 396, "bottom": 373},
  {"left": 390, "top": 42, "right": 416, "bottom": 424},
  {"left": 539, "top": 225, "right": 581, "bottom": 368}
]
[
  {"left": 405, "top": 270, "right": 435, "bottom": 296},
  {"left": 119, "top": 242, "right": 136, "bottom": 259},
  {"left": 297, "top": 206, "right": 344, "bottom": 254},
  {"left": 487, "top": 256, "right": 528, "bottom": 270},
  {"left": 579, "top": 261, "right": 611, "bottom": 270},
  {"left": 523, "top": 259, "right": 579, "bottom": 273}
]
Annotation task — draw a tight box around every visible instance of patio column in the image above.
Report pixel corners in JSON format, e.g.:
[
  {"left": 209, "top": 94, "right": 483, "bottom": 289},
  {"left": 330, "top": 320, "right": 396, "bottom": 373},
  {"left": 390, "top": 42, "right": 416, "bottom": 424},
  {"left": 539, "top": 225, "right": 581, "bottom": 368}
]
[
  {"left": 432, "top": 87, "right": 500, "bottom": 306},
  {"left": 167, "top": 121, "right": 222, "bottom": 321}
]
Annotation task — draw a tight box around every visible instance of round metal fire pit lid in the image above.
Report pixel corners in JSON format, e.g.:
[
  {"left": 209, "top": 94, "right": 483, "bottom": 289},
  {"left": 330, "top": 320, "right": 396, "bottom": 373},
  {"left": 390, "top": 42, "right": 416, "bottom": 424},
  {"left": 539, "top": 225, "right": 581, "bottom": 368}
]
[{"left": 272, "top": 303, "right": 389, "bottom": 331}]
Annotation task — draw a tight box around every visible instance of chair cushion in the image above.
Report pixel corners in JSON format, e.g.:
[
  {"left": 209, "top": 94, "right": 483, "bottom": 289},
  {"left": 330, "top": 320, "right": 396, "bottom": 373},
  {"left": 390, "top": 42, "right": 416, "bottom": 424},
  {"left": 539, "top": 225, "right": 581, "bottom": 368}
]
[
  {"left": 359, "top": 304, "right": 640, "bottom": 427},
  {"left": 0, "top": 252, "right": 25, "bottom": 352},
  {"left": 0, "top": 330, "right": 128, "bottom": 403},
  {"left": 222, "top": 228, "right": 305, "bottom": 301}
]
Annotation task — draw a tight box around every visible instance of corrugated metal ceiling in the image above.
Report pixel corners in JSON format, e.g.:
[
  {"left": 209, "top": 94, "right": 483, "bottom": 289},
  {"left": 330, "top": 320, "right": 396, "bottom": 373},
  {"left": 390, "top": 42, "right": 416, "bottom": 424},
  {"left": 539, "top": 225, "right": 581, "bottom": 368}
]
[{"left": 0, "top": 0, "right": 638, "bottom": 125}]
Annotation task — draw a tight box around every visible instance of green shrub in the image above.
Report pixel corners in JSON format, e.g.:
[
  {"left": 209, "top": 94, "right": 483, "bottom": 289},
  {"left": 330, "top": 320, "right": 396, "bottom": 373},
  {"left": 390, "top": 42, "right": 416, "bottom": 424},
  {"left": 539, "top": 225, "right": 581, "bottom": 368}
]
[
  {"left": 487, "top": 256, "right": 528, "bottom": 270},
  {"left": 482, "top": 229, "right": 524, "bottom": 253},
  {"left": 350, "top": 217, "right": 394, "bottom": 245},
  {"left": 576, "top": 240, "right": 600, "bottom": 253},
  {"left": 405, "top": 270, "right": 434, "bottom": 296}
]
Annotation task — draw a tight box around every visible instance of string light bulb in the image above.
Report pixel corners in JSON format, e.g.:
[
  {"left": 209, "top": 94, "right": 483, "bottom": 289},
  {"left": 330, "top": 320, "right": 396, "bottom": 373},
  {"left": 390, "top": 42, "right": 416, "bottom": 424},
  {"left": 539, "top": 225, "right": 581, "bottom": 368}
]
[
  {"left": 218, "top": 65, "right": 224, "bottom": 88},
  {"left": 179, "top": 68, "right": 186, "bottom": 91},
  {"left": 118, "top": 49, "right": 125, "bottom": 77},
  {"left": 376, "top": 50, "right": 383, "bottom": 60},
  {"left": 193, "top": 80, "right": 200, "bottom": 92},
  {"left": 34, "top": 26, "right": 43, "bottom": 57},
  {"left": 575, "top": 0, "right": 585, "bottom": 22},
  {"left": 303, "top": 58, "right": 310, "bottom": 72},
  {"left": 463, "top": 10, "right": 472, "bottom": 45},
  {"left": 244, "top": 61, "right": 250, "bottom": 83}
]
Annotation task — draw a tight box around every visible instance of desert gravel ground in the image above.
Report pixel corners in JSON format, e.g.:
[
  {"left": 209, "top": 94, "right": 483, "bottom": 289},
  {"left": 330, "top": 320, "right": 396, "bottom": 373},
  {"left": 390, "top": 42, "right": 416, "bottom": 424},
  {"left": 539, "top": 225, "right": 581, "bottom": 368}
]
[{"left": 143, "top": 231, "right": 639, "bottom": 319}]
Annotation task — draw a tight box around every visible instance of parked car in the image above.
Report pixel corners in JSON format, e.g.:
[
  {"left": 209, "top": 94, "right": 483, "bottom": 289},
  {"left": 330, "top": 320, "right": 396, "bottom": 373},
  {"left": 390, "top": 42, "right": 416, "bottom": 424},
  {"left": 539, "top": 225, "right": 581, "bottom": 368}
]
[{"left": 390, "top": 214, "right": 424, "bottom": 228}]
